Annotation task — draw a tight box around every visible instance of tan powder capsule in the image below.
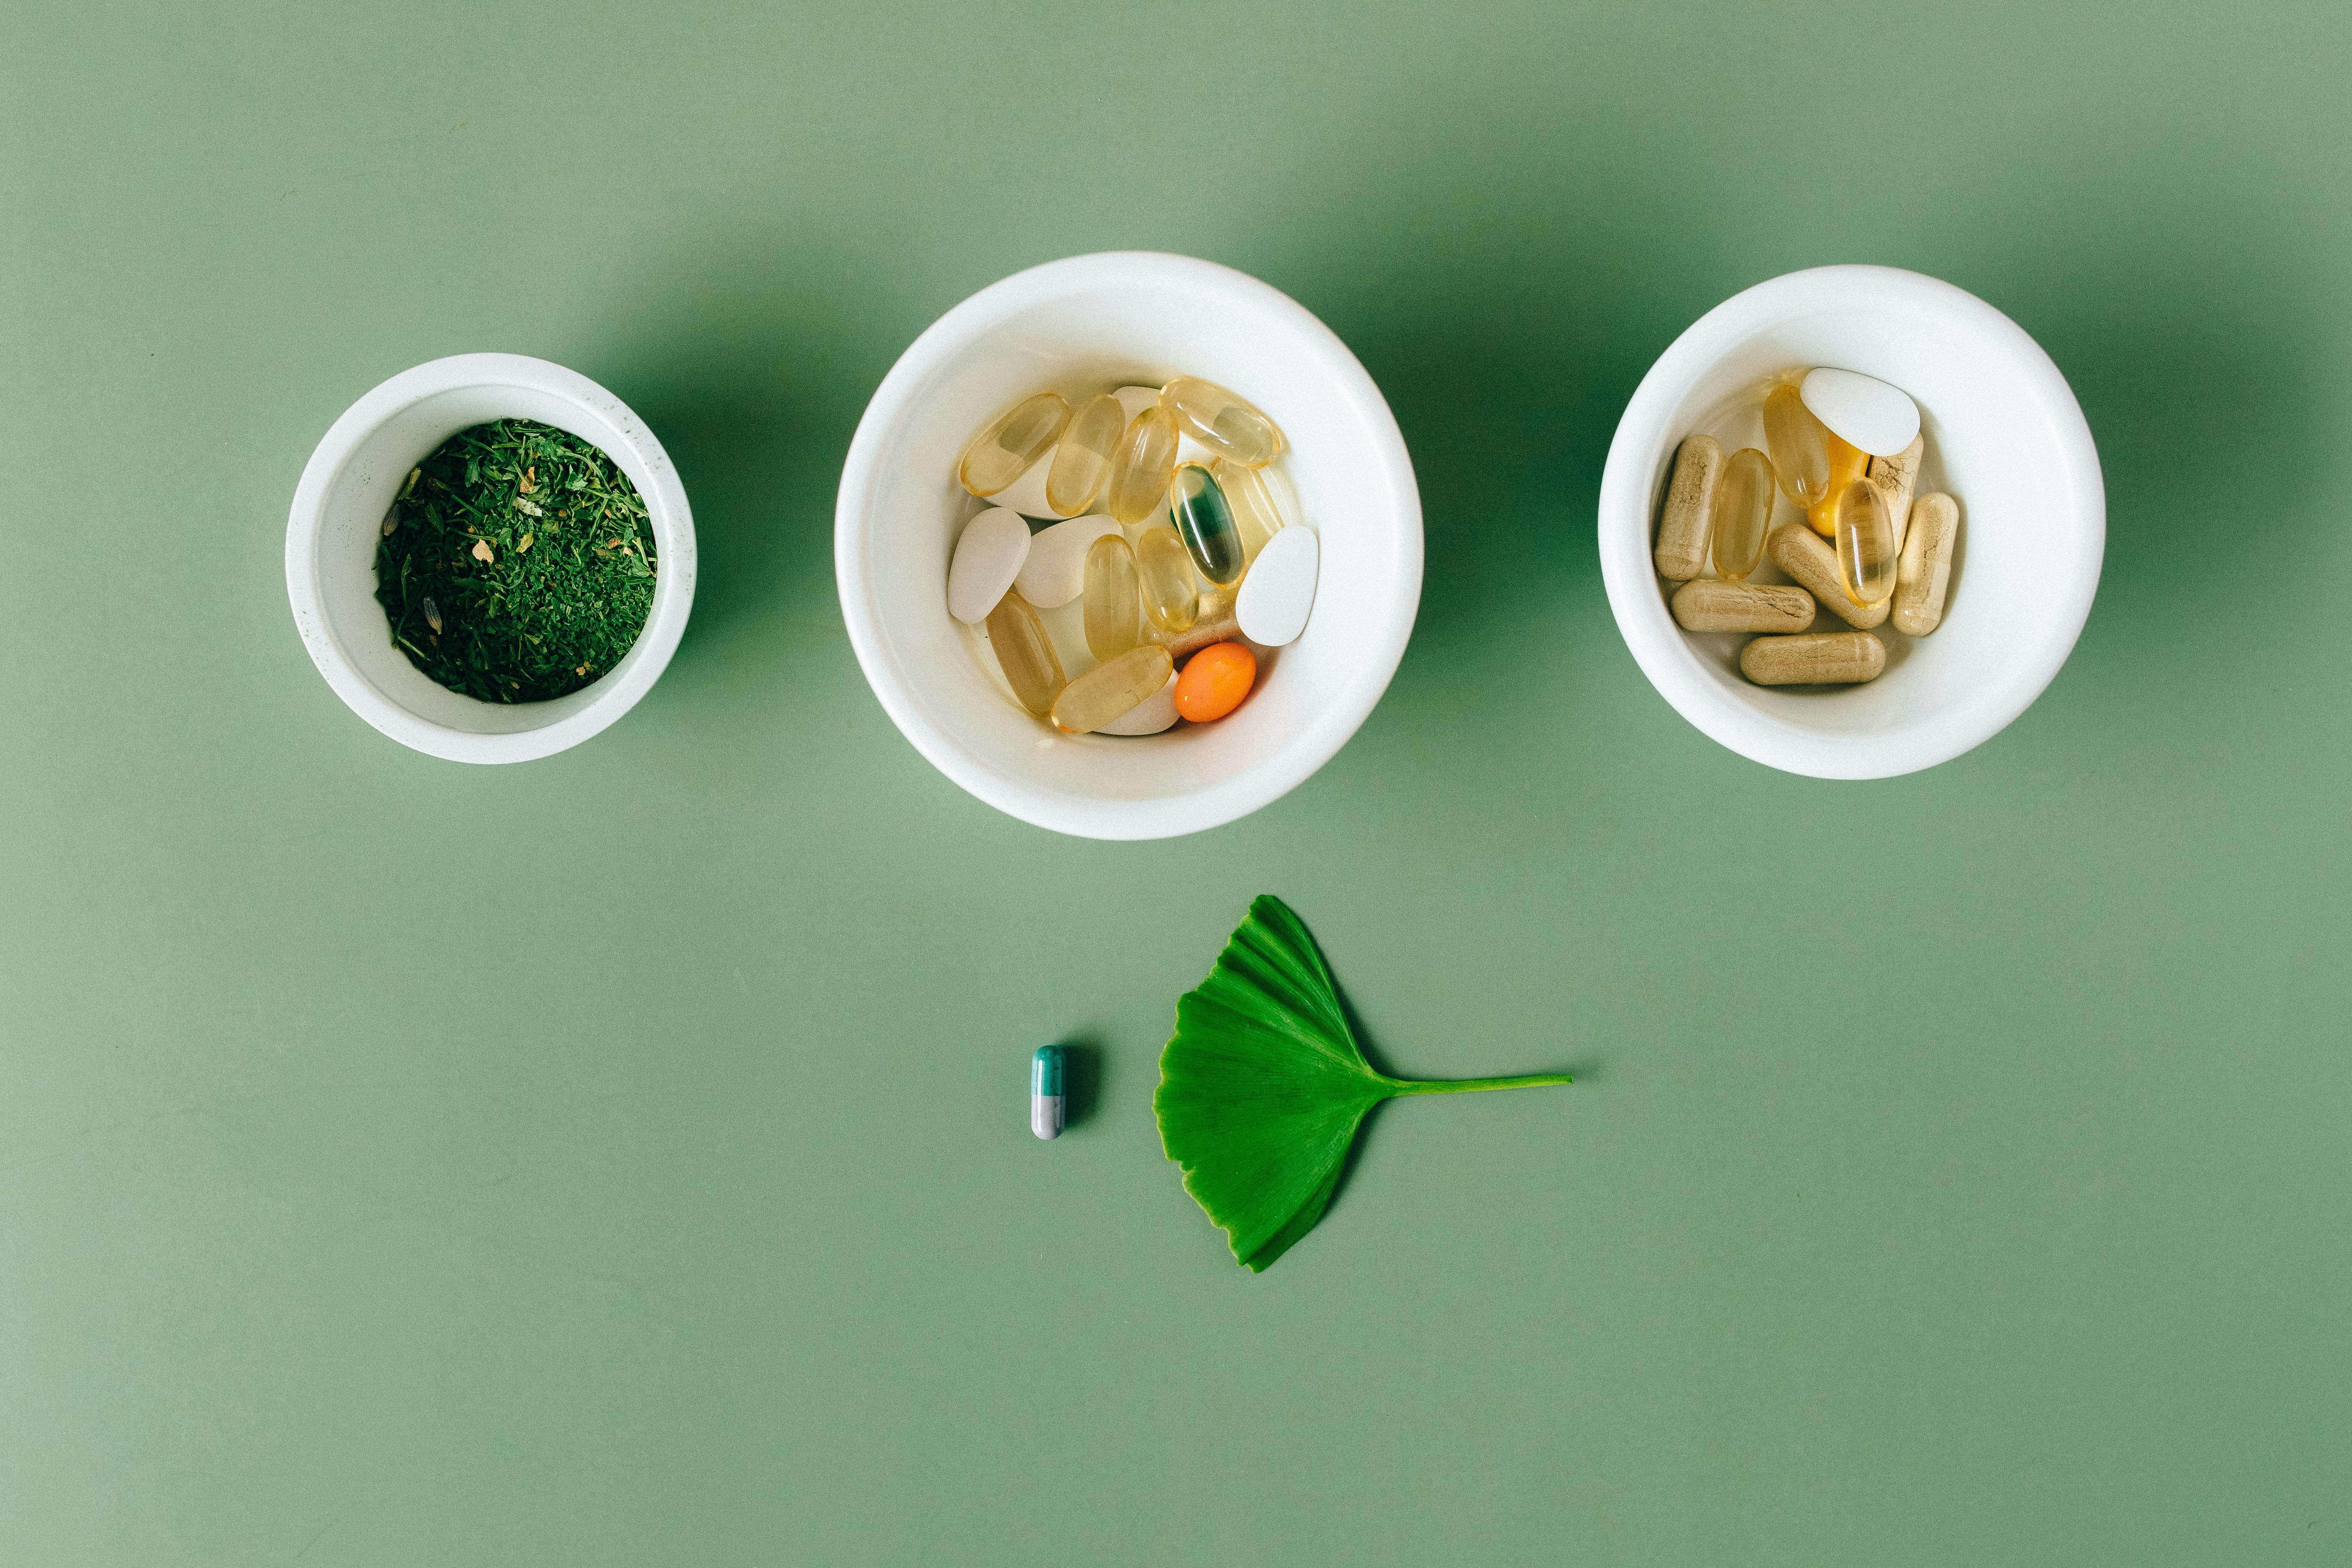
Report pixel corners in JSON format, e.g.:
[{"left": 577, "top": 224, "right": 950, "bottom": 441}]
[
  {"left": 1150, "top": 583, "right": 1241, "bottom": 662},
  {"left": 1670, "top": 580, "right": 1816, "bottom": 633},
  {"left": 1767, "top": 522, "right": 1888, "bottom": 630},
  {"left": 1892, "top": 492, "right": 1960, "bottom": 635},
  {"left": 1740, "top": 631, "right": 1886, "bottom": 686},
  {"left": 1653, "top": 434, "right": 1723, "bottom": 580},
  {"left": 1866, "top": 432, "right": 1925, "bottom": 552}
]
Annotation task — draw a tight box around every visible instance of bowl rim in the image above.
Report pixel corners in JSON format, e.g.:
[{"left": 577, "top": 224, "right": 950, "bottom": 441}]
[
  {"left": 284, "top": 352, "right": 697, "bottom": 764},
  {"left": 1597, "top": 264, "right": 2106, "bottom": 779},
  {"left": 834, "top": 250, "right": 1424, "bottom": 839}
]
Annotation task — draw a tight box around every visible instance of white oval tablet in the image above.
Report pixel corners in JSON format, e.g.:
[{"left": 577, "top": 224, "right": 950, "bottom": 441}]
[
  {"left": 1096, "top": 670, "right": 1180, "bottom": 735},
  {"left": 946, "top": 507, "right": 1032, "bottom": 623},
  {"left": 1800, "top": 367, "right": 1920, "bottom": 458},
  {"left": 1236, "top": 526, "right": 1318, "bottom": 646},
  {"left": 1014, "top": 514, "right": 1122, "bottom": 608}
]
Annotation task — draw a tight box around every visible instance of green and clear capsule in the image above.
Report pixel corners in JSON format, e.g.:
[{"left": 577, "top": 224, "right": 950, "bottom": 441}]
[
  {"left": 1167, "top": 463, "right": 1245, "bottom": 586},
  {"left": 1083, "top": 532, "right": 1142, "bottom": 661},
  {"left": 1032, "top": 1045, "right": 1066, "bottom": 1140}
]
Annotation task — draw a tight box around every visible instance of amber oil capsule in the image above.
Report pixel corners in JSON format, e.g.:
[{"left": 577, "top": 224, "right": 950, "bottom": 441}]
[
  {"left": 1151, "top": 582, "right": 1239, "bottom": 661},
  {"left": 1106, "top": 405, "right": 1180, "bottom": 525},
  {"left": 1653, "top": 434, "right": 1722, "bottom": 581},
  {"left": 1051, "top": 645, "right": 1175, "bottom": 734},
  {"left": 1710, "top": 447, "right": 1774, "bottom": 580},
  {"left": 1134, "top": 525, "right": 1199, "bottom": 633},
  {"left": 960, "top": 393, "right": 1069, "bottom": 498},
  {"left": 1167, "top": 463, "right": 1245, "bottom": 586},
  {"left": 1892, "top": 492, "right": 1959, "bottom": 635},
  {"left": 1160, "top": 377, "right": 1283, "bottom": 468},
  {"left": 983, "top": 591, "right": 1065, "bottom": 716},
  {"left": 1047, "top": 392, "right": 1123, "bottom": 517},
  {"left": 1083, "top": 533, "right": 1142, "bottom": 661},
  {"left": 1741, "top": 631, "right": 1886, "bottom": 686},
  {"left": 1834, "top": 480, "right": 1899, "bottom": 607},
  {"left": 1804, "top": 431, "right": 1869, "bottom": 537},
  {"left": 1670, "top": 580, "right": 1815, "bottom": 634},
  {"left": 1866, "top": 433, "right": 1925, "bottom": 552},
  {"left": 1762, "top": 383, "right": 1833, "bottom": 507},
  {"left": 1213, "top": 458, "right": 1283, "bottom": 563},
  {"left": 1767, "top": 523, "right": 1886, "bottom": 630}
]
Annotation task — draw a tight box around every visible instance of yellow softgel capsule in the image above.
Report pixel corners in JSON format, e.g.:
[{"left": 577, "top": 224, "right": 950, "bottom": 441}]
[
  {"left": 1134, "top": 524, "right": 1199, "bottom": 633},
  {"left": 1160, "top": 377, "right": 1284, "bottom": 468},
  {"left": 1804, "top": 430, "right": 1869, "bottom": 537},
  {"left": 1083, "top": 533, "right": 1142, "bottom": 660},
  {"left": 1768, "top": 522, "right": 1886, "bottom": 630},
  {"left": 1047, "top": 392, "right": 1123, "bottom": 517},
  {"left": 960, "top": 392, "right": 1069, "bottom": 498},
  {"left": 1834, "top": 480, "right": 1899, "bottom": 607},
  {"left": 1710, "top": 447, "right": 1774, "bottom": 580},
  {"left": 983, "top": 591, "right": 1064, "bottom": 716},
  {"left": 1212, "top": 458, "right": 1283, "bottom": 564},
  {"left": 1105, "top": 405, "right": 1180, "bottom": 525},
  {"left": 1051, "top": 645, "right": 1175, "bottom": 734},
  {"left": 1762, "top": 383, "right": 1833, "bottom": 507}
]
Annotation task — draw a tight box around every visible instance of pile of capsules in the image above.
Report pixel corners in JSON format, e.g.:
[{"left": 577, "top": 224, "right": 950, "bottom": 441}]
[
  {"left": 1655, "top": 368, "right": 1961, "bottom": 686},
  {"left": 945, "top": 376, "right": 1319, "bottom": 735}
]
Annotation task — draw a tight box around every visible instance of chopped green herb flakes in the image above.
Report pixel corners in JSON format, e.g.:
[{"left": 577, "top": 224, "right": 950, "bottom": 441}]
[{"left": 373, "top": 419, "right": 655, "bottom": 703}]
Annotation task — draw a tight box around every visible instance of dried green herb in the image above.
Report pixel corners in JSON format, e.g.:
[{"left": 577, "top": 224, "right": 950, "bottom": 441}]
[
  {"left": 1156, "top": 896, "right": 1573, "bottom": 1271},
  {"left": 373, "top": 418, "right": 656, "bottom": 703}
]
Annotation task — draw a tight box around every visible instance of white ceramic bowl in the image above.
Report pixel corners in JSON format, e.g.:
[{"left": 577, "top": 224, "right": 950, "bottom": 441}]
[
  {"left": 1599, "top": 266, "right": 2104, "bottom": 778},
  {"left": 285, "top": 354, "right": 696, "bottom": 762},
  {"left": 835, "top": 252, "right": 1423, "bottom": 839}
]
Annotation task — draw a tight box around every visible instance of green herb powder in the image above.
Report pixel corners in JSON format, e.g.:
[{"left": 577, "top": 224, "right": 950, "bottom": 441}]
[{"left": 374, "top": 418, "right": 656, "bottom": 703}]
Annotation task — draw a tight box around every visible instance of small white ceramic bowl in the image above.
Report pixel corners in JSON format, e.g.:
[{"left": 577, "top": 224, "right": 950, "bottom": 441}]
[
  {"left": 285, "top": 354, "right": 696, "bottom": 762},
  {"left": 1599, "top": 266, "right": 2104, "bottom": 778},
  {"left": 835, "top": 252, "right": 1423, "bottom": 839}
]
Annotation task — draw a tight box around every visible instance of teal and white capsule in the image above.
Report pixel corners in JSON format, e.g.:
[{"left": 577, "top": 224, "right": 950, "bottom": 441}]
[
  {"left": 1031, "top": 1045, "right": 1066, "bottom": 1140},
  {"left": 1167, "top": 463, "right": 1245, "bottom": 585}
]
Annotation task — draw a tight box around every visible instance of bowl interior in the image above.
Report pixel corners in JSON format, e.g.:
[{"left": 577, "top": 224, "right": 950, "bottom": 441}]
[
  {"left": 847, "top": 272, "right": 1415, "bottom": 818},
  {"left": 313, "top": 383, "right": 684, "bottom": 736},
  {"left": 1620, "top": 287, "right": 2097, "bottom": 759}
]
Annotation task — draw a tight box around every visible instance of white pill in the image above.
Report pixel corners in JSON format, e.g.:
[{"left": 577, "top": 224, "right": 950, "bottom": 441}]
[
  {"left": 1236, "top": 525, "right": 1318, "bottom": 646},
  {"left": 1117, "top": 383, "right": 1215, "bottom": 469},
  {"left": 1799, "top": 368, "right": 1920, "bottom": 458},
  {"left": 946, "top": 507, "right": 1031, "bottom": 623},
  {"left": 1014, "top": 514, "right": 1122, "bottom": 608},
  {"left": 1096, "top": 670, "right": 1180, "bottom": 735}
]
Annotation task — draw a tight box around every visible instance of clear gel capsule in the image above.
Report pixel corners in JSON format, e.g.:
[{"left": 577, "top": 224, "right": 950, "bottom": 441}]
[
  {"left": 983, "top": 590, "right": 1064, "bottom": 716},
  {"left": 1762, "top": 383, "right": 1834, "bottom": 507},
  {"left": 1710, "top": 447, "right": 1774, "bottom": 580},
  {"left": 1167, "top": 463, "right": 1245, "bottom": 585},
  {"left": 1105, "top": 405, "right": 1180, "bottom": 525},
  {"left": 959, "top": 392, "right": 1069, "bottom": 498},
  {"left": 1047, "top": 392, "right": 1123, "bottom": 517},
  {"left": 1160, "top": 377, "right": 1284, "bottom": 468},
  {"left": 1834, "top": 480, "right": 1899, "bottom": 607},
  {"left": 1032, "top": 1045, "right": 1066, "bottom": 1140},
  {"left": 1135, "top": 525, "right": 1199, "bottom": 633},
  {"left": 1212, "top": 457, "right": 1282, "bottom": 563},
  {"left": 1052, "top": 643, "right": 1174, "bottom": 734},
  {"left": 1083, "top": 533, "right": 1142, "bottom": 661},
  {"left": 1805, "top": 430, "right": 1869, "bottom": 537}
]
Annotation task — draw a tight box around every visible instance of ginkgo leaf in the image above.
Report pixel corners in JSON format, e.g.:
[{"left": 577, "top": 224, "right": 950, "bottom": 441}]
[{"left": 1154, "top": 895, "right": 1572, "bottom": 1272}]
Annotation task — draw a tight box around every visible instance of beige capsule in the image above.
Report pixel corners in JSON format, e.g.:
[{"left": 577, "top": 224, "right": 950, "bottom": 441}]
[
  {"left": 1653, "top": 434, "right": 1722, "bottom": 580},
  {"left": 1150, "top": 583, "right": 1240, "bottom": 662},
  {"left": 1670, "top": 580, "right": 1815, "bottom": 633},
  {"left": 983, "top": 591, "right": 1065, "bottom": 716},
  {"left": 1046, "top": 392, "right": 1125, "bottom": 517},
  {"left": 1741, "top": 631, "right": 1886, "bottom": 686},
  {"left": 1105, "top": 404, "right": 1181, "bottom": 525},
  {"left": 1866, "top": 432, "right": 1925, "bottom": 552},
  {"left": 1892, "top": 492, "right": 1960, "bottom": 635},
  {"left": 1051, "top": 645, "right": 1175, "bottom": 734},
  {"left": 960, "top": 392, "right": 1070, "bottom": 498},
  {"left": 1767, "top": 523, "right": 1888, "bottom": 630}
]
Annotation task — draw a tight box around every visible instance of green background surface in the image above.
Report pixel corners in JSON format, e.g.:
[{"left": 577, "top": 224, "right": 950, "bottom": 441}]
[{"left": 3, "top": 1, "right": 2347, "bottom": 1562}]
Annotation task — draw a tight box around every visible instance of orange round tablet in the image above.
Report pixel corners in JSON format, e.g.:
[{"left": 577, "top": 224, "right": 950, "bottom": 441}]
[{"left": 1174, "top": 642, "right": 1255, "bottom": 722}]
